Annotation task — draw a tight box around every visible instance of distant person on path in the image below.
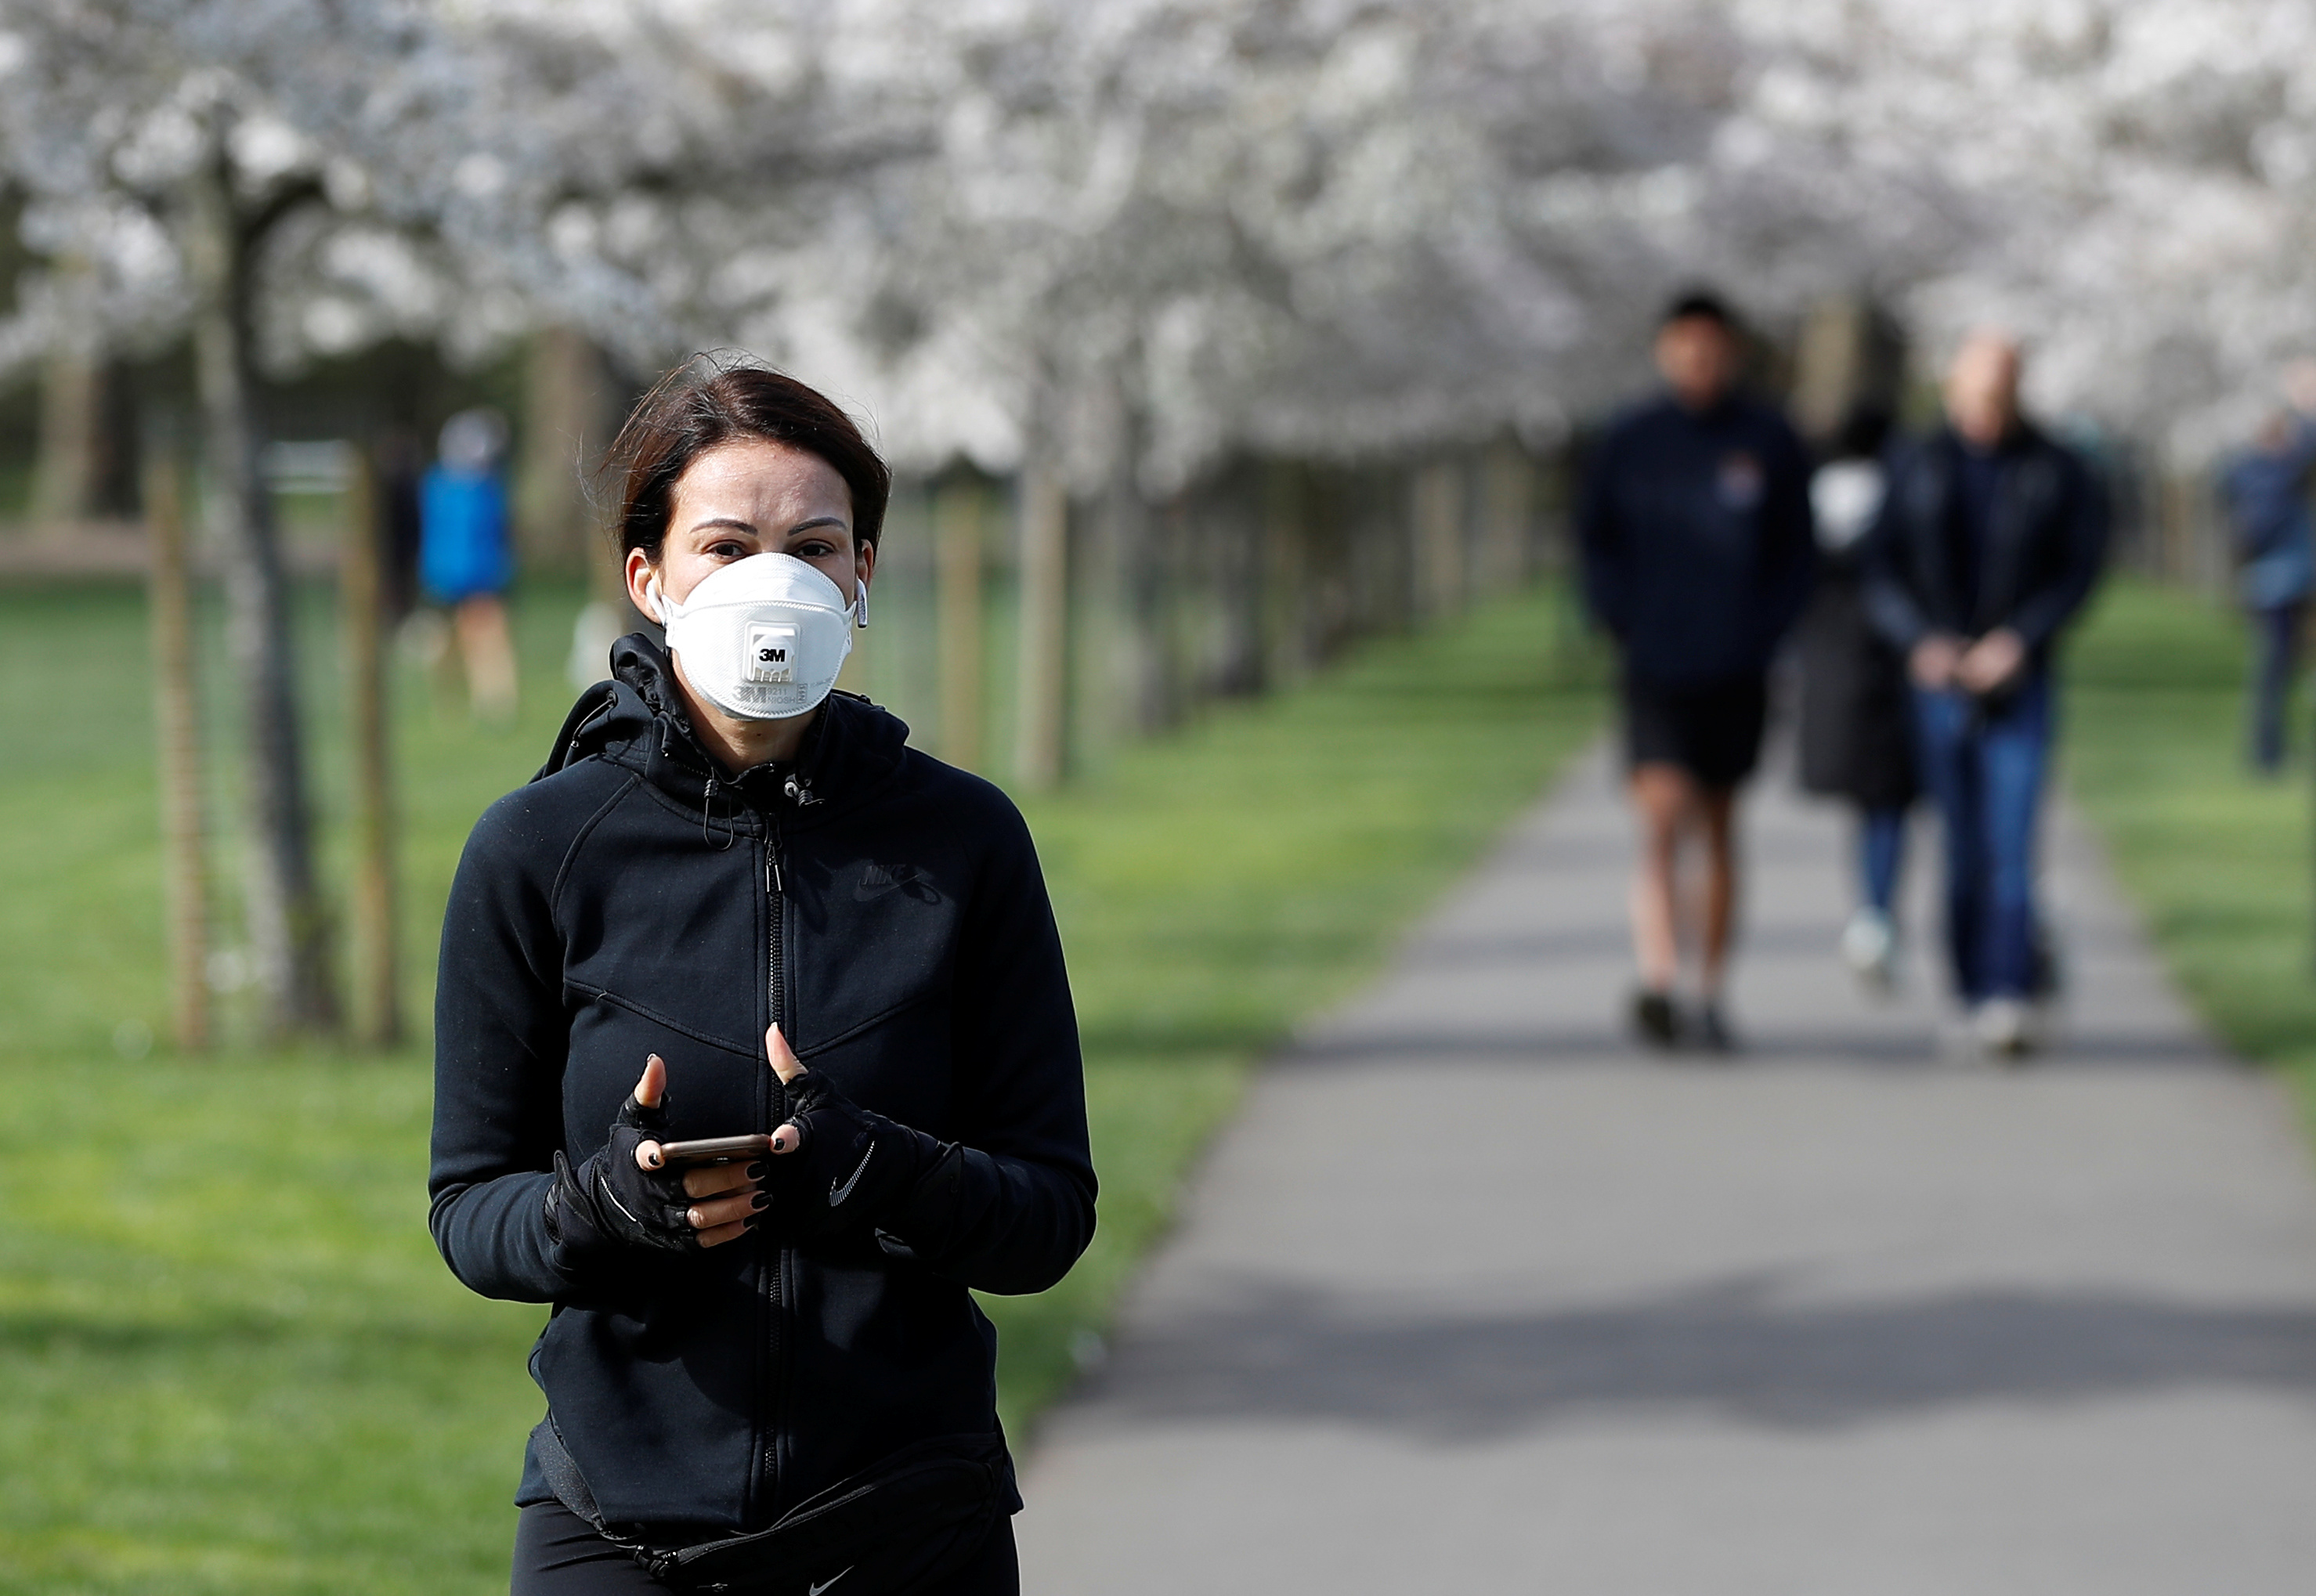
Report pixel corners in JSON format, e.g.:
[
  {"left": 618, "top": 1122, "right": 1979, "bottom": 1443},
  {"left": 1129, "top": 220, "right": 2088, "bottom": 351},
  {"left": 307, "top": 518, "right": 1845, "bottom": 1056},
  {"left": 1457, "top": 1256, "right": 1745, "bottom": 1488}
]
[
  {"left": 2218, "top": 363, "right": 2316, "bottom": 775},
  {"left": 421, "top": 408, "right": 520, "bottom": 723},
  {"left": 1796, "top": 407, "right": 1915, "bottom": 991},
  {"left": 1862, "top": 331, "right": 2107, "bottom": 1058},
  {"left": 428, "top": 363, "right": 1091, "bottom": 1594},
  {"left": 374, "top": 426, "right": 426, "bottom": 623},
  {"left": 1579, "top": 291, "right": 1815, "bottom": 1051}
]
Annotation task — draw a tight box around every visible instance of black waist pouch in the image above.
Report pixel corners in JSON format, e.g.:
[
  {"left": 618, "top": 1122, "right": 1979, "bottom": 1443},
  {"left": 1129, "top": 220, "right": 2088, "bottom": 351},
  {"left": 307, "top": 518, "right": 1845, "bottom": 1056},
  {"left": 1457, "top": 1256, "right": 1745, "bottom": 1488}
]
[{"left": 532, "top": 1417, "right": 1010, "bottom": 1595}]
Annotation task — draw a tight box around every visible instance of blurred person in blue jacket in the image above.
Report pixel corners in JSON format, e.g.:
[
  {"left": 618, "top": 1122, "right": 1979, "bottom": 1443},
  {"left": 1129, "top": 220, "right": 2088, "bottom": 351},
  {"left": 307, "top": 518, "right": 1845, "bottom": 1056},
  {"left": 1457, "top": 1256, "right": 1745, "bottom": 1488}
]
[
  {"left": 2218, "top": 365, "right": 2316, "bottom": 775},
  {"left": 422, "top": 407, "right": 519, "bottom": 723},
  {"left": 1579, "top": 291, "right": 1816, "bottom": 1052},
  {"left": 1861, "top": 332, "right": 2107, "bottom": 1059}
]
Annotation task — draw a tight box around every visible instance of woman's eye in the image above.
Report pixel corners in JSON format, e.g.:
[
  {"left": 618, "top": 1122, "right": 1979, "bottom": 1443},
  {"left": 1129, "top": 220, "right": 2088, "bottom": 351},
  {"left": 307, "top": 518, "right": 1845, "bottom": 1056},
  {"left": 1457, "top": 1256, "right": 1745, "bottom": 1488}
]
[
  {"left": 794, "top": 540, "right": 836, "bottom": 558},
  {"left": 708, "top": 541, "right": 747, "bottom": 559}
]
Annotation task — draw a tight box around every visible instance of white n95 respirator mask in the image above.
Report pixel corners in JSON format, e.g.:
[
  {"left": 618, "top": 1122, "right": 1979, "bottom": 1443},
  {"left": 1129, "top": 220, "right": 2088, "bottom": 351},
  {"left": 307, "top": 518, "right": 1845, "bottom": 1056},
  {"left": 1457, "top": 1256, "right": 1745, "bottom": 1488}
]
[{"left": 652, "top": 553, "right": 857, "bottom": 720}]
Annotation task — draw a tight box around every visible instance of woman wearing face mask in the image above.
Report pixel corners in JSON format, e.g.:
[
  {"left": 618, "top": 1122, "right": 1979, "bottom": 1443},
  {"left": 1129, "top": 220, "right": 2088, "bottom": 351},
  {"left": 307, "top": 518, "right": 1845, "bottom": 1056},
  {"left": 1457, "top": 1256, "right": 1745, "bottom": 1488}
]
[{"left": 428, "top": 361, "right": 1095, "bottom": 1595}]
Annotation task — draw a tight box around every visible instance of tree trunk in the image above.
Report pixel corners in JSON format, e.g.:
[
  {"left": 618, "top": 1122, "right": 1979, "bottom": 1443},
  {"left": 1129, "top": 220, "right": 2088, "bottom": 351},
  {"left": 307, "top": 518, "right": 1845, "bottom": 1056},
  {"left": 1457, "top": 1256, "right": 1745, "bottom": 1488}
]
[
  {"left": 1259, "top": 459, "right": 1315, "bottom": 688},
  {"left": 1012, "top": 464, "right": 1069, "bottom": 789},
  {"left": 342, "top": 446, "right": 400, "bottom": 1049},
  {"left": 1412, "top": 457, "right": 1465, "bottom": 622},
  {"left": 184, "top": 153, "right": 337, "bottom": 1039},
  {"left": 34, "top": 254, "right": 103, "bottom": 533},
  {"left": 144, "top": 442, "right": 209, "bottom": 1052},
  {"left": 933, "top": 474, "right": 985, "bottom": 770},
  {"left": 518, "top": 325, "right": 614, "bottom": 575},
  {"left": 1477, "top": 439, "right": 1533, "bottom": 596}
]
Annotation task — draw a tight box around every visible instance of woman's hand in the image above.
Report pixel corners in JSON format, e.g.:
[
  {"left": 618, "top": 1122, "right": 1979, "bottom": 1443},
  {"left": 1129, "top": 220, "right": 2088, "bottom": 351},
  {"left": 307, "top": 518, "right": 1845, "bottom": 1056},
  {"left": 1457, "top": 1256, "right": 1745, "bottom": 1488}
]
[
  {"left": 761, "top": 1025, "right": 935, "bottom": 1239},
  {"left": 629, "top": 1056, "right": 765, "bottom": 1249},
  {"left": 544, "top": 1054, "right": 768, "bottom": 1254}
]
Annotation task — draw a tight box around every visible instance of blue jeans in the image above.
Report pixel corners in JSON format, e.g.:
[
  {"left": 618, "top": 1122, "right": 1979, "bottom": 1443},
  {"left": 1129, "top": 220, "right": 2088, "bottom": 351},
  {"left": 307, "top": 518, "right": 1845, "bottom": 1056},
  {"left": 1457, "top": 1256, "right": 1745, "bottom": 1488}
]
[
  {"left": 1911, "top": 673, "right": 2051, "bottom": 1002},
  {"left": 1858, "top": 805, "right": 1908, "bottom": 915},
  {"left": 2251, "top": 603, "right": 2303, "bottom": 772}
]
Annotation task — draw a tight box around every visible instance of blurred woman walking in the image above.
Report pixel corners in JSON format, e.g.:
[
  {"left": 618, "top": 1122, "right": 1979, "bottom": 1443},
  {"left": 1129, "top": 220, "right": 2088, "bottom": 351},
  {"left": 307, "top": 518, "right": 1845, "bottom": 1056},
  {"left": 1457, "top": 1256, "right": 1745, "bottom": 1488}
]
[{"left": 1795, "top": 408, "right": 1915, "bottom": 989}]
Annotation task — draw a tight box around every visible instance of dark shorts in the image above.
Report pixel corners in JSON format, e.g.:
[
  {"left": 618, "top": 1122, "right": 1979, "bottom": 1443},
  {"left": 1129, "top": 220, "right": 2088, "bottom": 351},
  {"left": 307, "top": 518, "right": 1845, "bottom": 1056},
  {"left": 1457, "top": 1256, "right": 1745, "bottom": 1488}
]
[
  {"left": 510, "top": 1500, "right": 1019, "bottom": 1595},
  {"left": 1622, "top": 673, "right": 1769, "bottom": 790}
]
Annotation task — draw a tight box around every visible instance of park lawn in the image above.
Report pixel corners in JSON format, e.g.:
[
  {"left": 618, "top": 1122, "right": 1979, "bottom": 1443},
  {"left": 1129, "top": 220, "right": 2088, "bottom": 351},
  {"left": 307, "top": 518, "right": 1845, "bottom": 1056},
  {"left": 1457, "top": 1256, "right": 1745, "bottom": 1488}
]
[
  {"left": 0, "top": 577, "right": 1600, "bottom": 1594},
  {"left": 2065, "top": 577, "right": 2316, "bottom": 1120}
]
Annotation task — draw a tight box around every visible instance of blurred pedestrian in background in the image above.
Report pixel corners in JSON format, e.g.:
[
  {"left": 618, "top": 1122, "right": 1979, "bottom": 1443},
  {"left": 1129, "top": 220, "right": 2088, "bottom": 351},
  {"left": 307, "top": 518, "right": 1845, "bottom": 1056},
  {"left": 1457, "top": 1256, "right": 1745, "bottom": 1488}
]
[
  {"left": 1863, "top": 331, "right": 2107, "bottom": 1058},
  {"left": 1796, "top": 406, "right": 1914, "bottom": 991},
  {"left": 1579, "top": 291, "right": 1815, "bottom": 1052},
  {"left": 421, "top": 407, "right": 519, "bottom": 723},
  {"left": 2218, "top": 362, "right": 2316, "bottom": 775},
  {"left": 374, "top": 425, "right": 426, "bottom": 623}
]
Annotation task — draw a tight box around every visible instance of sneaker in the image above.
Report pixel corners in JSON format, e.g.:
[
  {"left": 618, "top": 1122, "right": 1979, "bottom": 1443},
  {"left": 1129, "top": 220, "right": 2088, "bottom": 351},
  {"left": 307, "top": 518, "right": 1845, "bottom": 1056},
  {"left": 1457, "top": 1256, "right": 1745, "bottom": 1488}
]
[
  {"left": 1973, "top": 997, "right": 2036, "bottom": 1061},
  {"left": 1690, "top": 1001, "right": 1738, "bottom": 1056},
  {"left": 1841, "top": 908, "right": 1898, "bottom": 992},
  {"left": 1631, "top": 988, "right": 1682, "bottom": 1050}
]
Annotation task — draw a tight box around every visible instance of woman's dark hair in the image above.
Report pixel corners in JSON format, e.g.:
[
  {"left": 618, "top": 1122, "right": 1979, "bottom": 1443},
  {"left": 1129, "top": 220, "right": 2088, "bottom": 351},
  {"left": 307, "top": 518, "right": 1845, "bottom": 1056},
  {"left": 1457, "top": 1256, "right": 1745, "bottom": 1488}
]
[{"left": 607, "top": 359, "right": 891, "bottom": 561}]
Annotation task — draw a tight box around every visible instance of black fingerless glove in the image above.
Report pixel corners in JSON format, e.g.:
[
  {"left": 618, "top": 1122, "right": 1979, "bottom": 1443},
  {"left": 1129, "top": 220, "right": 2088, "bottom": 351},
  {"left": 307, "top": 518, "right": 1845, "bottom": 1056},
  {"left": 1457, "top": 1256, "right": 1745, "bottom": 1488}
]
[
  {"left": 772, "top": 1071, "right": 946, "bottom": 1242},
  {"left": 544, "top": 1092, "right": 702, "bottom": 1255}
]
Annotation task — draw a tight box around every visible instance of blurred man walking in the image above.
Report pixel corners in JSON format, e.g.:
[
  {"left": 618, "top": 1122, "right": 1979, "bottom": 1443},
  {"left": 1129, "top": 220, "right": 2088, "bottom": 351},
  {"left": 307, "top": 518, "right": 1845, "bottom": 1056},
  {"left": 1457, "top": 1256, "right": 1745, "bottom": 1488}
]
[
  {"left": 1579, "top": 291, "right": 1814, "bottom": 1051},
  {"left": 1862, "top": 332, "right": 2107, "bottom": 1057}
]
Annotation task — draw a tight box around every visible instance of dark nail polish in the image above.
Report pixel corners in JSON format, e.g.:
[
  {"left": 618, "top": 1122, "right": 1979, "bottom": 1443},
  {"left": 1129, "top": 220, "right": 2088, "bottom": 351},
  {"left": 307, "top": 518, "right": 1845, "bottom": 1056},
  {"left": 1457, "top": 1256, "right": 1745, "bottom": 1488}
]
[
  {"left": 751, "top": 1192, "right": 770, "bottom": 1210},
  {"left": 746, "top": 1162, "right": 766, "bottom": 1179}
]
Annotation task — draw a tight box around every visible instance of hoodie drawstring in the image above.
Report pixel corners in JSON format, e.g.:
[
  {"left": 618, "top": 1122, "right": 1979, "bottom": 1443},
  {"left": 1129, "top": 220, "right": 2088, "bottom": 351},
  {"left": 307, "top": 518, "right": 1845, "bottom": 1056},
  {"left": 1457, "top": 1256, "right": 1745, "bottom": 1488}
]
[{"left": 701, "top": 775, "right": 736, "bottom": 850}]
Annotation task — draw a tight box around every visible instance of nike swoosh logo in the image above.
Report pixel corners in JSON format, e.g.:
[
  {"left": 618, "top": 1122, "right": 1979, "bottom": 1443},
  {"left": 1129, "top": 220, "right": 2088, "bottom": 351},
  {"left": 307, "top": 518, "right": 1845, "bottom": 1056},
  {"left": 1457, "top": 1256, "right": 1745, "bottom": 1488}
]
[
  {"left": 829, "top": 1145, "right": 874, "bottom": 1207},
  {"left": 809, "top": 1569, "right": 854, "bottom": 1596},
  {"left": 856, "top": 862, "right": 936, "bottom": 902}
]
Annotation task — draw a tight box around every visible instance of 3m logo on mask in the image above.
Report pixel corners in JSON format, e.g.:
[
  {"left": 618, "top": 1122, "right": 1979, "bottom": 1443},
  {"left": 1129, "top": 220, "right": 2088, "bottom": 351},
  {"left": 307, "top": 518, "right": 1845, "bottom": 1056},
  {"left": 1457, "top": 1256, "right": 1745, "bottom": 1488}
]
[{"left": 744, "top": 623, "right": 800, "bottom": 684}]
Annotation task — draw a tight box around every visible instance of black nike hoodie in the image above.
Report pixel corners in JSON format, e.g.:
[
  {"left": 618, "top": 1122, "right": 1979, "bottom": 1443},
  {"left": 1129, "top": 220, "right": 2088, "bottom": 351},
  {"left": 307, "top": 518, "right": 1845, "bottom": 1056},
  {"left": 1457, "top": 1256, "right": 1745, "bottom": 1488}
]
[{"left": 428, "top": 636, "right": 1095, "bottom": 1537}]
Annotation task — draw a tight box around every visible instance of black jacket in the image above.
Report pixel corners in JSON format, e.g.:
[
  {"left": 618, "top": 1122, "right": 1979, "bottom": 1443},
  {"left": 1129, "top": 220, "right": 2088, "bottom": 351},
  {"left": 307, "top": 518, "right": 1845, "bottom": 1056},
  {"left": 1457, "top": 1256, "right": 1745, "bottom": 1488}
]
[
  {"left": 1796, "top": 550, "right": 1916, "bottom": 808},
  {"left": 428, "top": 637, "right": 1096, "bottom": 1539},
  {"left": 1860, "top": 424, "right": 2107, "bottom": 656},
  {"left": 1577, "top": 393, "right": 1816, "bottom": 688}
]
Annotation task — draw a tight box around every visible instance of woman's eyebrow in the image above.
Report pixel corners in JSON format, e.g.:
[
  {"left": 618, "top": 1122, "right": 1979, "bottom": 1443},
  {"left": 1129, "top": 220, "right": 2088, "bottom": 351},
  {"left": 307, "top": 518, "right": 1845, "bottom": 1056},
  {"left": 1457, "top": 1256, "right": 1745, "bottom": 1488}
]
[
  {"left": 689, "top": 516, "right": 761, "bottom": 536},
  {"left": 783, "top": 515, "right": 849, "bottom": 536}
]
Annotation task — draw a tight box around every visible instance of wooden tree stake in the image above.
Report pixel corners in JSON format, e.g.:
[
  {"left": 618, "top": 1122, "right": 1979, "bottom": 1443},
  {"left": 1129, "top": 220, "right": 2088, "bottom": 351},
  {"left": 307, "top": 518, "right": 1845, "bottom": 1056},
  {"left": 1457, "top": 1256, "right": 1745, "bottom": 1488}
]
[
  {"left": 342, "top": 446, "right": 402, "bottom": 1048},
  {"left": 145, "top": 446, "right": 210, "bottom": 1052}
]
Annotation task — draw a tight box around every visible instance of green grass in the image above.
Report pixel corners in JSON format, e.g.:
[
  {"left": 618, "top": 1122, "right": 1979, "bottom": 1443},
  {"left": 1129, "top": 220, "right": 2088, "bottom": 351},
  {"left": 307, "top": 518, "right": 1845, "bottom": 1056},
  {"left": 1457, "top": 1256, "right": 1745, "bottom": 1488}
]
[
  {"left": 2066, "top": 577, "right": 2316, "bottom": 1117},
  {"left": 0, "top": 575, "right": 1600, "bottom": 1593}
]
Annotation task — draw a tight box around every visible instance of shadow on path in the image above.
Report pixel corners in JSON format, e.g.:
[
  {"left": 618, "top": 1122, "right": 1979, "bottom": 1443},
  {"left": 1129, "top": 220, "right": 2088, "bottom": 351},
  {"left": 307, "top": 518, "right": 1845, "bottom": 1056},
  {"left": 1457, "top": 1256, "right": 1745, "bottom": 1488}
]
[{"left": 1089, "top": 1273, "right": 2316, "bottom": 1439}]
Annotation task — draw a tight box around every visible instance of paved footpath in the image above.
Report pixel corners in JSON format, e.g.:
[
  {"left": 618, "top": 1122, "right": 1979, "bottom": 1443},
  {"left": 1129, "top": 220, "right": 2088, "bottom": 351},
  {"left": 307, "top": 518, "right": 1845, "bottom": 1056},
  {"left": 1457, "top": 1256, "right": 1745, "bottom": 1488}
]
[{"left": 1016, "top": 746, "right": 2316, "bottom": 1593}]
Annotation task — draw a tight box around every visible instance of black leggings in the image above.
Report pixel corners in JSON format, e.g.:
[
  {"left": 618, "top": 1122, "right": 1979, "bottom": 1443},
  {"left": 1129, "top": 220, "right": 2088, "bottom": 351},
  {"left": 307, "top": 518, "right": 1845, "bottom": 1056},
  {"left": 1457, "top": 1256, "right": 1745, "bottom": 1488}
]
[{"left": 510, "top": 1499, "right": 1020, "bottom": 1595}]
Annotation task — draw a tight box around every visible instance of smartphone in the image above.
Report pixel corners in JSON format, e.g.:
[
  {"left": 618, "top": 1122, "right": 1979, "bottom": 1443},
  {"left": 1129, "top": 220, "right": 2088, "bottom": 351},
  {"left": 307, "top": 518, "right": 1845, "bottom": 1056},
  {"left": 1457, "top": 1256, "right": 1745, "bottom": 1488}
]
[{"left": 657, "top": 1133, "right": 774, "bottom": 1168}]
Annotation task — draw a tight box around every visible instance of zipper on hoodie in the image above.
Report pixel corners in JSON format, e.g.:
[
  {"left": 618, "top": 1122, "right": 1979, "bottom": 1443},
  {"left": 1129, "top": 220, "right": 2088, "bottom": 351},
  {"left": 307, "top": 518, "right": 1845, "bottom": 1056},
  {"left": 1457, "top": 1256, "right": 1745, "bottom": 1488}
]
[{"left": 761, "top": 824, "right": 787, "bottom": 1512}]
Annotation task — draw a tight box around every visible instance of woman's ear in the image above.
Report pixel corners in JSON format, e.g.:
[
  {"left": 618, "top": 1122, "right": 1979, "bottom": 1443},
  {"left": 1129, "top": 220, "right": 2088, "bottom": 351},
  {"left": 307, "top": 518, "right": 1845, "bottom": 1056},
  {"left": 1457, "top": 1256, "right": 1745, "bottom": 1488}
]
[{"left": 625, "top": 547, "right": 661, "bottom": 623}]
